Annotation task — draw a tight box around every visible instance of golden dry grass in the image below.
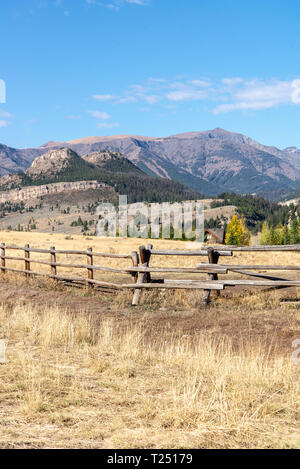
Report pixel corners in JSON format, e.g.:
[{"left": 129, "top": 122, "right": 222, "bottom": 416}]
[
  {"left": 2, "top": 229, "right": 300, "bottom": 278},
  {"left": 0, "top": 231, "right": 300, "bottom": 448},
  {"left": 0, "top": 301, "right": 299, "bottom": 449}
]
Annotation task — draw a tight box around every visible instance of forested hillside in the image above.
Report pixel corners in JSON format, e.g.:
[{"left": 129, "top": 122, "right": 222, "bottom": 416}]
[
  {"left": 0, "top": 148, "right": 202, "bottom": 204},
  {"left": 212, "top": 193, "right": 292, "bottom": 233}
]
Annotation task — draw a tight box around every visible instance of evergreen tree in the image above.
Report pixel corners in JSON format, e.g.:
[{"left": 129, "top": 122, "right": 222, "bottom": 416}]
[
  {"left": 259, "top": 222, "right": 271, "bottom": 245},
  {"left": 269, "top": 226, "right": 281, "bottom": 245},
  {"left": 281, "top": 225, "right": 290, "bottom": 245},
  {"left": 259, "top": 220, "right": 299, "bottom": 245},
  {"left": 289, "top": 218, "right": 299, "bottom": 244}
]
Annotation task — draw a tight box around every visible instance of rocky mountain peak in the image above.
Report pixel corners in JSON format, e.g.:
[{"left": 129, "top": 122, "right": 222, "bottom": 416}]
[
  {"left": 284, "top": 147, "right": 300, "bottom": 153},
  {"left": 39, "top": 140, "right": 64, "bottom": 148},
  {"left": 82, "top": 150, "right": 122, "bottom": 166},
  {"left": 26, "top": 148, "right": 80, "bottom": 177}
]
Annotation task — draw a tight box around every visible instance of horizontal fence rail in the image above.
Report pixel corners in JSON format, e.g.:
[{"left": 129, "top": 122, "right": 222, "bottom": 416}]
[
  {"left": 3, "top": 245, "right": 131, "bottom": 258},
  {"left": 149, "top": 249, "right": 233, "bottom": 256},
  {"left": 207, "top": 244, "right": 300, "bottom": 252},
  {"left": 125, "top": 266, "right": 228, "bottom": 274},
  {"left": 198, "top": 263, "right": 300, "bottom": 270},
  {"left": 122, "top": 282, "right": 225, "bottom": 290},
  {"left": 1, "top": 242, "right": 300, "bottom": 306},
  {"left": 0, "top": 242, "right": 130, "bottom": 291}
]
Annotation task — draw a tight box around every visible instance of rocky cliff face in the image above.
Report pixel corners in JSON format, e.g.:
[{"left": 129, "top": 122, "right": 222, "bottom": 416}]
[
  {"left": 26, "top": 148, "right": 83, "bottom": 178},
  {"left": 0, "top": 147, "right": 98, "bottom": 190},
  {"left": 0, "top": 180, "right": 107, "bottom": 203},
  {"left": 82, "top": 150, "right": 123, "bottom": 166},
  {"left": 0, "top": 173, "right": 23, "bottom": 191},
  {"left": 282, "top": 147, "right": 300, "bottom": 170}
]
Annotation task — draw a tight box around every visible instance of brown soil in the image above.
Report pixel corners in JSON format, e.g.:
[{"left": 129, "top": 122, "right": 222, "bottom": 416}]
[{"left": 1, "top": 274, "right": 299, "bottom": 357}]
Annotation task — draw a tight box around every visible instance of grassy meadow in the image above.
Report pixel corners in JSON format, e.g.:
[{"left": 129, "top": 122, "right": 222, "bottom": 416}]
[{"left": 0, "top": 230, "right": 299, "bottom": 448}]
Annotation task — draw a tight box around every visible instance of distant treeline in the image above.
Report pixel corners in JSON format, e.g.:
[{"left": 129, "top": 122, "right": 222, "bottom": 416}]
[
  {"left": 212, "top": 192, "right": 292, "bottom": 233},
  {"left": 259, "top": 218, "right": 300, "bottom": 245}
]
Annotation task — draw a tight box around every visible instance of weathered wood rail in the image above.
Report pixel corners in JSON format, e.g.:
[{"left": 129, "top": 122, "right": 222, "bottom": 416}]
[
  {"left": 1, "top": 242, "right": 300, "bottom": 306},
  {"left": 0, "top": 242, "right": 227, "bottom": 304},
  {"left": 144, "top": 244, "right": 300, "bottom": 305}
]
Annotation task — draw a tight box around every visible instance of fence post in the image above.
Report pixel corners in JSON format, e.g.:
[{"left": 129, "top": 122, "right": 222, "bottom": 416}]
[
  {"left": 146, "top": 244, "right": 153, "bottom": 283},
  {"left": 24, "top": 244, "right": 30, "bottom": 277},
  {"left": 132, "top": 245, "right": 152, "bottom": 306},
  {"left": 87, "top": 247, "right": 94, "bottom": 288},
  {"left": 0, "top": 243, "right": 5, "bottom": 274},
  {"left": 203, "top": 247, "right": 220, "bottom": 305},
  {"left": 50, "top": 246, "right": 57, "bottom": 277},
  {"left": 130, "top": 250, "right": 139, "bottom": 283}
]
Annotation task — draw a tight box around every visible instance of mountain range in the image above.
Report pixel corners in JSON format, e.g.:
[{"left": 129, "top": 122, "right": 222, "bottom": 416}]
[
  {"left": 1, "top": 128, "right": 300, "bottom": 199},
  {"left": 0, "top": 148, "right": 200, "bottom": 204}
]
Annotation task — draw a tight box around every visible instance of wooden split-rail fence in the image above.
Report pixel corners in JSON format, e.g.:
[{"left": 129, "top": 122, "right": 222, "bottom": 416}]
[{"left": 1, "top": 242, "right": 300, "bottom": 305}]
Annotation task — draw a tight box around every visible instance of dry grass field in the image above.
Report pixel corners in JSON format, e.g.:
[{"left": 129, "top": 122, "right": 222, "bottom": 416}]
[
  {"left": 0, "top": 230, "right": 300, "bottom": 448},
  {"left": 0, "top": 197, "right": 235, "bottom": 235}
]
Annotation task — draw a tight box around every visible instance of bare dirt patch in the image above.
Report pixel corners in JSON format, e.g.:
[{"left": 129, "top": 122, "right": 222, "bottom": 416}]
[{"left": 1, "top": 273, "right": 299, "bottom": 356}]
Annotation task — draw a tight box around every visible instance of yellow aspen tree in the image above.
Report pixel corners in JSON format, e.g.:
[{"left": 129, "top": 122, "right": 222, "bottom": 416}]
[{"left": 225, "top": 214, "right": 250, "bottom": 246}]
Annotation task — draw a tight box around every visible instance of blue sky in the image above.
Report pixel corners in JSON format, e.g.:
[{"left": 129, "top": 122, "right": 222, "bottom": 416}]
[{"left": 1, "top": 0, "right": 300, "bottom": 149}]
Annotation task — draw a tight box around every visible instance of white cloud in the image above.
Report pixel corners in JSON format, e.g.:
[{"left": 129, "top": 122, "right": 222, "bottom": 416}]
[
  {"left": 0, "top": 109, "right": 12, "bottom": 127},
  {"left": 68, "top": 114, "right": 81, "bottom": 120},
  {"left": 291, "top": 79, "right": 300, "bottom": 104},
  {"left": 0, "top": 109, "right": 12, "bottom": 118},
  {"left": 0, "top": 80, "right": 6, "bottom": 104},
  {"left": 125, "top": 0, "right": 148, "bottom": 4},
  {"left": 87, "top": 110, "right": 111, "bottom": 119},
  {"left": 93, "top": 94, "right": 116, "bottom": 101},
  {"left": 96, "top": 122, "right": 119, "bottom": 128},
  {"left": 143, "top": 94, "right": 159, "bottom": 104},
  {"left": 165, "top": 79, "right": 211, "bottom": 102},
  {"left": 130, "top": 84, "right": 148, "bottom": 94},
  {"left": 221, "top": 77, "right": 243, "bottom": 86},
  {"left": 86, "top": 108, "right": 118, "bottom": 127},
  {"left": 87, "top": 0, "right": 150, "bottom": 10},
  {"left": 213, "top": 101, "right": 275, "bottom": 114},
  {"left": 147, "top": 77, "right": 166, "bottom": 84},
  {"left": 117, "top": 96, "right": 137, "bottom": 103},
  {"left": 188, "top": 79, "right": 211, "bottom": 87},
  {"left": 92, "top": 93, "right": 137, "bottom": 104},
  {"left": 166, "top": 89, "right": 207, "bottom": 102},
  {"left": 90, "top": 77, "right": 211, "bottom": 105},
  {"left": 128, "top": 84, "right": 160, "bottom": 104},
  {"left": 213, "top": 78, "right": 300, "bottom": 114},
  {"left": 89, "top": 76, "right": 300, "bottom": 116},
  {"left": 235, "top": 80, "right": 291, "bottom": 102}
]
